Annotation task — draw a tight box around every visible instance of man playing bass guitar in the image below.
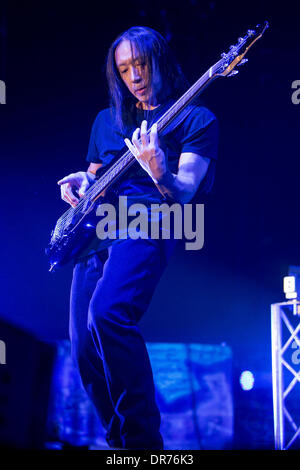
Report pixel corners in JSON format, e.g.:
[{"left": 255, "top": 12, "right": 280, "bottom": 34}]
[{"left": 57, "top": 26, "right": 218, "bottom": 450}]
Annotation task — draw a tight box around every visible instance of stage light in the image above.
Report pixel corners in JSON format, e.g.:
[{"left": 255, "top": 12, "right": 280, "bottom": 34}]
[
  {"left": 283, "top": 275, "right": 297, "bottom": 299},
  {"left": 284, "top": 266, "right": 300, "bottom": 305},
  {"left": 239, "top": 370, "right": 254, "bottom": 391}
]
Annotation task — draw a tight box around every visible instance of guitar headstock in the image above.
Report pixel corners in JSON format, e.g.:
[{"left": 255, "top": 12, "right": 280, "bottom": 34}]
[{"left": 215, "top": 21, "right": 269, "bottom": 78}]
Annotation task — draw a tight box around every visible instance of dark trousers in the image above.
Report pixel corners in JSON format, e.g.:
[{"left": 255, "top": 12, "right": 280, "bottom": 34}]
[{"left": 69, "top": 237, "right": 177, "bottom": 449}]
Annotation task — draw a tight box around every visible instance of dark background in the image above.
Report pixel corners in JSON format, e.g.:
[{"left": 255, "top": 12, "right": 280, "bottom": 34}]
[{"left": 0, "top": 0, "right": 299, "bottom": 400}]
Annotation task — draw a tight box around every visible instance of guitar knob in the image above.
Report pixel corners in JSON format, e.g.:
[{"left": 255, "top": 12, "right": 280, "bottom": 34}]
[
  {"left": 229, "top": 45, "right": 238, "bottom": 56},
  {"left": 227, "top": 70, "right": 239, "bottom": 77},
  {"left": 237, "top": 58, "right": 248, "bottom": 66}
]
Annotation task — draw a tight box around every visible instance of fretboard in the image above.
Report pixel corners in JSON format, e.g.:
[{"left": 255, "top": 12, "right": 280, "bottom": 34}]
[
  {"left": 85, "top": 59, "right": 222, "bottom": 203},
  {"left": 59, "top": 58, "right": 223, "bottom": 230}
]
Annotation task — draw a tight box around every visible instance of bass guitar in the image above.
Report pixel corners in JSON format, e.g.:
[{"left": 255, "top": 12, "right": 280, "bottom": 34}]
[{"left": 46, "top": 21, "right": 269, "bottom": 271}]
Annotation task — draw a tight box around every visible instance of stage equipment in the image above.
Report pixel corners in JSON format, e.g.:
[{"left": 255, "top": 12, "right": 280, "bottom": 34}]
[
  {"left": 46, "top": 340, "right": 233, "bottom": 450},
  {"left": 271, "top": 299, "right": 300, "bottom": 449},
  {"left": 0, "top": 319, "right": 55, "bottom": 448},
  {"left": 283, "top": 266, "right": 300, "bottom": 300}
]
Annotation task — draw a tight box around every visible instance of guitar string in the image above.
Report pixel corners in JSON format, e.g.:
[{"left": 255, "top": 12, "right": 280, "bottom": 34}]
[
  {"left": 57, "top": 28, "right": 254, "bottom": 231},
  {"left": 56, "top": 61, "right": 223, "bottom": 230},
  {"left": 54, "top": 35, "right": 249, "bottom": 235},
  {"left": 54, "top": 60, "right": 225, "bottom": 236}
]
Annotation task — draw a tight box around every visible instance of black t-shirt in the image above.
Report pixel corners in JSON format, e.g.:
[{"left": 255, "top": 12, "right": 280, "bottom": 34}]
[
  {"left": 86, "top": 103, "right": 218, "bottom": 204},
  {"left": 79, "top": 102, "right": 218, "bottom": 257}
]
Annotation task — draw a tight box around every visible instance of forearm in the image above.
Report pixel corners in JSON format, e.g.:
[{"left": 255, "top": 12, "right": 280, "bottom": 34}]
[
  {"left": 155, "top": 170, "right": 198, "bottom": 204},
  {"left": 87, "top": 162, "right": 102, "bottom": 176},
  {"left": 86, "top": 162, "right": 102, "bottom": 183}
]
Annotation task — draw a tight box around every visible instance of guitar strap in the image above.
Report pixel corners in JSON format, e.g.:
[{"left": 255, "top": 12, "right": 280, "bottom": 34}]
[{"left": 158, "top": 103, "right": 196, "bottom": 137}]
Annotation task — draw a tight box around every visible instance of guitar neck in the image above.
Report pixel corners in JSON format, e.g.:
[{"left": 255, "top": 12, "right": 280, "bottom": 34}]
[
  {"left": 157, "top": 60, "right": 222, "bottom": 134},
  {"left": 53, "top": 21, "right": 269, "bottom": 246},
  {"left": 84, "top": 59, "right": 222, "bottom": 205}
]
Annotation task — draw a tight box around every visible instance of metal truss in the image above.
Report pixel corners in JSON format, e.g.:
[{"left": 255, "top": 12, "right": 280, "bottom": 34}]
[{"left": 271, "top": 300, "right": 300, "bottom": 450}]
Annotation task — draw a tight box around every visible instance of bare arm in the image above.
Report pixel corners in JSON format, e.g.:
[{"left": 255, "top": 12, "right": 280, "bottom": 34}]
[
  {"left": 87, "top": 162, "right": 102, "bottom": 176},
  {"left": 155, "top": 152, "right": 210, "bottom": 204},
  {"left": 124, "top": 120, "right": 210, "bottom": 204}
]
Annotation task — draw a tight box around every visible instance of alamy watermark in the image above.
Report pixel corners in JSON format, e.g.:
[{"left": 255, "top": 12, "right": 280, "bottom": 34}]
[
  {"left": 0, "top": 340, "right": 6, "bottom": 364},
  {"left": 291, "top": 80, "right": 300, "bottom": 105},
  {"left": 0, "top": 80, "right": 6, "bottom": 104},
  {"left": 95, "top": 196, "right": 204, "bottom": 250},
  {"left": 291, "top": 340, "right": 300, "bottom": 365}
]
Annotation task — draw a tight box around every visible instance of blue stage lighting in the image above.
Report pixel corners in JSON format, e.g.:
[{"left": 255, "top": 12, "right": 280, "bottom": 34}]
[{"left": 239, "top": 370, "right": 255, "bottom": 391}]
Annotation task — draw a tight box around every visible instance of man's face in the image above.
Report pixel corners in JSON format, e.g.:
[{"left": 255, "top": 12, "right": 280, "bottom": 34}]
[{"left": 115, "top": 40, "right": 152, "bottom": 106}]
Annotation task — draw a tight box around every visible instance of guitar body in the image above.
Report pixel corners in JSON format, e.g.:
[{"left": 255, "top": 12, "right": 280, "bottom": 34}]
[
  {"left": 46, "top": 201, "right": 98, "bottom": 270},
  {"left": 46, "top": 189, "right": 119, "bottom": 270},
  {"left": 46, "top": 211, "right": 96, "bottom": 270}
]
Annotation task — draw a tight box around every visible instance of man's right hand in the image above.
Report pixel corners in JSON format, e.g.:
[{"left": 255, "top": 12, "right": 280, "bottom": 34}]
[{"left": 57, "top": 171, "right": 95, "bottom": 207}]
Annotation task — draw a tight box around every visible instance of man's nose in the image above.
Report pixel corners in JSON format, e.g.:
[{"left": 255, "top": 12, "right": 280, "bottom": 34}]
[{"left": 130, "top": 66, "right": 142, "bottom": 82}]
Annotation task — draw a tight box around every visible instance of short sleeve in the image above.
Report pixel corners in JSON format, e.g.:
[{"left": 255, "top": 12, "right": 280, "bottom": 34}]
[
  {"left": 86, "top": 112, "right": 103, "bottom": 164},
  {"left": 86, "top": 108, "right": 127, "bottom": 167},
  {"left": 86, "top": 109, "right": 113, "bottom": 163},
  {"left": 180, "top": 106, "right": 219, "bottom": 160}
]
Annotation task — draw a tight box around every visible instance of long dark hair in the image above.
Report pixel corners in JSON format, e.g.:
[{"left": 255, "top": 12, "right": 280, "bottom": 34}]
[{"left": 106, "top": 26, "right": 189, "bottom": 135}]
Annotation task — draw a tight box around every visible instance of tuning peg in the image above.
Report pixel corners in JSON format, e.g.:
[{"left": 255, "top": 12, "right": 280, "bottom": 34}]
[
  {"left": 227, "top": 70, "right": 239, "bottom": 77},
  {"left": 237, "top": 58, "right": 248, "bottom": 66},
  {"left": 238, "top": 37, "right": 243, "bottom": 43}
]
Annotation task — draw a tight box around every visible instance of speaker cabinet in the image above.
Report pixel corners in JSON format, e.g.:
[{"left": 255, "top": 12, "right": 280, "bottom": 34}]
[{"left": 0, "top": 319, "right": 55, "bottom": 448}]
